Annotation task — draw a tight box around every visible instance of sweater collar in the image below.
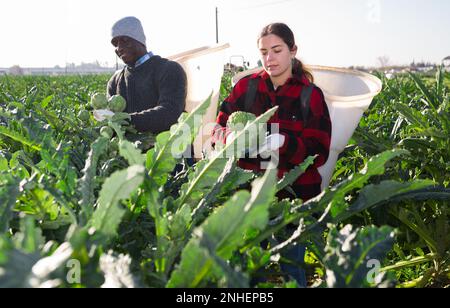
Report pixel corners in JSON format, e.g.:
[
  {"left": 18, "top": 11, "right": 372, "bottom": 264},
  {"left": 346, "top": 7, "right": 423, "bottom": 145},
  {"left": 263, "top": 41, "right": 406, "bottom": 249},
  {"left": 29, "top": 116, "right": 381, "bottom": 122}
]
[
  {"left": 126, "top": 53, "right": 159, "bottom": 73},
  {"left": 128, "top": 51, "right": 154, "bottom": 69}
]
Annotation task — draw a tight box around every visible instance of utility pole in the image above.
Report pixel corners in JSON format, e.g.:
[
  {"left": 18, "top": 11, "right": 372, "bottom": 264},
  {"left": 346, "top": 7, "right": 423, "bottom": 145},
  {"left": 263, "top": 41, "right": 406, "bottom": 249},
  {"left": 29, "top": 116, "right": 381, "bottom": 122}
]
[{"left": 215, "top": 7, "right": 219, "bottom": 44}]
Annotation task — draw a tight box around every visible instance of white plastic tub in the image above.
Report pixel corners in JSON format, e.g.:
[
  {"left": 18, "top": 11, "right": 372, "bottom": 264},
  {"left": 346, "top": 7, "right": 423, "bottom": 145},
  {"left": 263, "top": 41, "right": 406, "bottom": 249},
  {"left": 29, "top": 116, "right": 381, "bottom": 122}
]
[
  {"left": 232, "top": 66, "right": 383, "bottom": 190},
  {"left": 169, "top": 43, "right": 230, "bottom": 158}
]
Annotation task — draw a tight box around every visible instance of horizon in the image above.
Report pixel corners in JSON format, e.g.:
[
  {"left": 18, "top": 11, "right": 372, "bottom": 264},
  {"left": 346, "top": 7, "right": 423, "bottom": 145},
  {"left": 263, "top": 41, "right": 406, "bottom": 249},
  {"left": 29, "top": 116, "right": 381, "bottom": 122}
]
[
  {"left": 1, "top": 0, "right": 449, "bottom": 69},
  {"left": 1, "top": 59, "right": 445, "bottom": 71}
]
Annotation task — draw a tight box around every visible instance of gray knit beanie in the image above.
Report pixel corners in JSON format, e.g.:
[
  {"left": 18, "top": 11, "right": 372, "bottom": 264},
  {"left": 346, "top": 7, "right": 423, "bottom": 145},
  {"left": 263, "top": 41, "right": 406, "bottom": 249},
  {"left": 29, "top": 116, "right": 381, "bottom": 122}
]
[{"left": 111, "top": 16, "right": 146, "bottom": 47}]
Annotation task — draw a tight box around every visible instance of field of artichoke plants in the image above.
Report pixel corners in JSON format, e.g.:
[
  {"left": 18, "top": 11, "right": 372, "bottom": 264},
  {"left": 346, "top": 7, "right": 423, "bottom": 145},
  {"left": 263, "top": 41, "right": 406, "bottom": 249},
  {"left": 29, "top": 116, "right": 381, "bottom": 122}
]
[{"left": 0, "top": 68, "right": 448, "bottom": 288}]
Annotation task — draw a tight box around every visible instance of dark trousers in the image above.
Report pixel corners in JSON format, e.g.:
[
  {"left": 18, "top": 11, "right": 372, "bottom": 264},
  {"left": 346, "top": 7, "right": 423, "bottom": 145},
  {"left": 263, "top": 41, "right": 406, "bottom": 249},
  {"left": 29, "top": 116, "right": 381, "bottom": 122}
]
[{"left": 280, "top": 242, "right": 307, "bottom": 287}]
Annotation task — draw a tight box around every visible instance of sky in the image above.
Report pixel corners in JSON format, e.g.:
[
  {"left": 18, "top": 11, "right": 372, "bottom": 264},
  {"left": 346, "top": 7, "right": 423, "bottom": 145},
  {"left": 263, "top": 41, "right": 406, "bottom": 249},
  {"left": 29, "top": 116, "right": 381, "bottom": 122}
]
[{"left": 0, "top": 0, "right": 449, "bottom": 68}]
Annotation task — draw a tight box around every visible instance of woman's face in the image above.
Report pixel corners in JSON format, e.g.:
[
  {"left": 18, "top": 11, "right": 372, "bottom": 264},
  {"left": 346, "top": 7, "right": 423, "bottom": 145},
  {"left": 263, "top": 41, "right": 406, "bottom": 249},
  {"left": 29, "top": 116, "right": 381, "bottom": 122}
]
[{"left": 258, "top": 34, "right": 297, "bottom": 79}]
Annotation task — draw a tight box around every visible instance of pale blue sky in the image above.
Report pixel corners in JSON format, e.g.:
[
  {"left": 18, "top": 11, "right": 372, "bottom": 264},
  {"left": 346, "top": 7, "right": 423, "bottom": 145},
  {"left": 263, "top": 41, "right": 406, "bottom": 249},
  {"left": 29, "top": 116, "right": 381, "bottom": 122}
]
[{"left": 0, "top": 0, "right": 449, "bottom": 68}]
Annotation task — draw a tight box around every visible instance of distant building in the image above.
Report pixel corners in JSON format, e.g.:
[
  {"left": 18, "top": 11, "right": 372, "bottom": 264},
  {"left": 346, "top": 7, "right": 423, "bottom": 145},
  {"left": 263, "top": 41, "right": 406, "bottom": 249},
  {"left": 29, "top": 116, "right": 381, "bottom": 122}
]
[
  {"left": 0, "top": 66, "right": 119, "bottom": 76},
  {"left": 417, "top": 66, "right": 434, "bottom": 73},
  {"left": 23, "top": 67, "right": 117, "bottom": 75},
  {"left": 9, "top": 65, "right": 24, "bottom": 75}
]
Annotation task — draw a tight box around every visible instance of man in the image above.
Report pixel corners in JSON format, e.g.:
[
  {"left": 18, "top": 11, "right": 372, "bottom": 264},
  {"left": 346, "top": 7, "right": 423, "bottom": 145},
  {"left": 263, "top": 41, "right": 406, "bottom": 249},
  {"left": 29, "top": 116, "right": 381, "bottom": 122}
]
[{"left": 107, "top": 16, "right": 187, "bottom": 133}]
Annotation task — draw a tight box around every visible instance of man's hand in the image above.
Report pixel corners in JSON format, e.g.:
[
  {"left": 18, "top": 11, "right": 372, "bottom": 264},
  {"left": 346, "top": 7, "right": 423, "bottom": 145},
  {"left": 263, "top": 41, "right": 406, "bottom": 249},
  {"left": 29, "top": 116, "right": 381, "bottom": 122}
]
[{"left": 93, "top": 109, "right": 115, "bottom": 122}]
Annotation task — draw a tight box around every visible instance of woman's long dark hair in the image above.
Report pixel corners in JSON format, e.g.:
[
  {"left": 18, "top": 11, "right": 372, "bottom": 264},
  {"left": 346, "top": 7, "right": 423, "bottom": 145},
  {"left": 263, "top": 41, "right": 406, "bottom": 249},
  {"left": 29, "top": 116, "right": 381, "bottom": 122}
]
[{"left": 258, "top": 23, "right": 314, "bottom": 83}]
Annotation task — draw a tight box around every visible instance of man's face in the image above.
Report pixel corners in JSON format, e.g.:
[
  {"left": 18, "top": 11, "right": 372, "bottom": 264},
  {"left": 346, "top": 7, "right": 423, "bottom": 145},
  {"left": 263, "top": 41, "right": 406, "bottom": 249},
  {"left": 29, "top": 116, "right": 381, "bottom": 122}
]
[{"left": 112, "top": 36, "right": 145, "bottom": 66}]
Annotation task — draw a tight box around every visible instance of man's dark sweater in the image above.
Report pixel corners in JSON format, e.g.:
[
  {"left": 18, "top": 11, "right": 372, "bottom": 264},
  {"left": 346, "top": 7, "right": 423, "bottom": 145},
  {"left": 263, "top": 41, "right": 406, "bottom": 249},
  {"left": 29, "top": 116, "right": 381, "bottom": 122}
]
[{"left": 107, "top": 55, "right": 187, "bottom": 133}]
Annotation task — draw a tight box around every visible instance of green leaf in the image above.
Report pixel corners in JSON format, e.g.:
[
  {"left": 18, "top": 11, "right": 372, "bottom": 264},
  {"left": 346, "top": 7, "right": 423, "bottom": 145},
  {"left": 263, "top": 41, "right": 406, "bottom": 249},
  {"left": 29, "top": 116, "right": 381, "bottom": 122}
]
[
  {"left": 90, "top": 165, "right": 145, "bottom": 241},
  {"left": 197, "top": 233, "right": 249, "bottom": 288},
  {"left": 77, "top": 136, "right": 110, "bottom": 224},
  {"left": 334, "top": 179, "right": 436, "bottom": 223},
  {"left": 119, "top": 140, "right": 146, "bottom": 166},
  {"left": 177, "top": 157, "right": 228, "bottom": 208},
  {"left": 149, "top": 132, "right": 172, "bottom": 186},
  {"left": 40, "top": 95, "right": 53, "bottom": 109},
  {"left": 0, "top": 250, "right": 40, "bottom": 288},
  {"left": 393, "top": 207, "right": 439, "bottom": 253},
  {"left": 323, "top": 225, "right": 395, "bottom": 288},
  {"left": 353, "top": 129, "right": 392, "bottom": 154},
  {"left": 168, "top": 204, "right": 192, "bottom": 240},
  {"left": 126, "top": 131, "right": 156, "bottom": 151},
  {"left": 35, "top": 105, "right": 65, "bottom": 132},
  {"left": 29, "top": 242, "right": 73, "bottom": 287},
  {"left": 100, "top": 251, "right": 142, "bottom": 288},
  {"left": 0, "top": 175, "right": 19, "bottom": 233},
  {"left": 0, "top": 242, "right": 73, "bottom": 288},
  {"left": 325, "top": 149, "right": 409, "bottom": 218},
  {"left": 435, "top": 66, "right": 444, "bottom": 100},
  {"left": 246, "top": 246, "right": 271, "bottom": 271},
  {"left": 398, "top": 137, "right": 439, "bottom": 152},
  {"left": 409, "top": 72, "right": 438, "bottom": 109},
  {"left": 178, "top": 106, "right": 278, "bottom": 207},
  {"left": 0, "top": 235, "right": 12, "bottom": 264},
  {"left": 167, "top": 237, "right": 222, "bottom": 288},
  {"left": 167, "top": 228, "right": 251, "bottom": 288},
  {"left": 0, "top": 126, "right": 42, "bottom": 151},
  {"left": 215, "top": 166, "right": 277, "bottom": 258},
  {"left": 148, "top": 95, "right": 212, "bottom": 187},
  {"left": 276, "top": 155, "right": 317, "bottom": 192},
  {"left": 393, "top": 102, "right": 429, "bottom": 129},
  {"left": 13, "top": 215, "right": 45, "bottom": 254},
  {"left": 168, "top": 167, "right": 277, "bottom": 287},
  {"left": 409, "top": 127, "right": 448, "bottom": 140},
  {"left": 217, "top": 165, "right": 255, "bottom": 198},
  {"left": 0, "top": 155, "right": 9, "bottom": 171},
  {"left": 191, "top": 159, "right": 255, "bottom": 221}
]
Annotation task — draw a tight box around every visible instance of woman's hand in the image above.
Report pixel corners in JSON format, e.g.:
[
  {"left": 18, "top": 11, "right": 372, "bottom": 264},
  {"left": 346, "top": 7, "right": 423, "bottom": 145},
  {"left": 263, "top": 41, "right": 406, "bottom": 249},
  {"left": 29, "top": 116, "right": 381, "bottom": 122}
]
[
  {"left": 260, "top": 133, "right": 285, "bottom": 155},
  {"left": 247, "top": 133, "right": 285, "bottom": 157},
  {"left": 225, "top": 131, "right": 235, "bottom": 146}
]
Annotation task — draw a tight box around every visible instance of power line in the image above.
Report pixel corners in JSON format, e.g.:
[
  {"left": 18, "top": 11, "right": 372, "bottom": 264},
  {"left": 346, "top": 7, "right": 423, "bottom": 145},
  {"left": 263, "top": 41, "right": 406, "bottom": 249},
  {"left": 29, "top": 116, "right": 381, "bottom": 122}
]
[{"left": 216, "top": 7, "right": 219, "bottom": 44}]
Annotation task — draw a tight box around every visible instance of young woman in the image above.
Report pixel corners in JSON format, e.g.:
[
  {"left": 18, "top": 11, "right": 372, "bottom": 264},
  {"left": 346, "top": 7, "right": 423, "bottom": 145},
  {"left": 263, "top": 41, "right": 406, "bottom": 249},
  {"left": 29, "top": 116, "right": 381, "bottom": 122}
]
[
  {"left": 212, "top": 23, "right": 332, "bottom": 287},
  {"left": 213, "top": 23, "right": 332, "bottom": 202}
]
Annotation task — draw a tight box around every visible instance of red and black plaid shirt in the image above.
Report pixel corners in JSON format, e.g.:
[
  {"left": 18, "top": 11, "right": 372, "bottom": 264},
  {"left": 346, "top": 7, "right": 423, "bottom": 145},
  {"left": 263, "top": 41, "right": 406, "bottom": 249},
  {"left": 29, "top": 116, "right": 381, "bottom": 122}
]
[{"left": 212, "top": 70, "right": 331, "bottom": 201}]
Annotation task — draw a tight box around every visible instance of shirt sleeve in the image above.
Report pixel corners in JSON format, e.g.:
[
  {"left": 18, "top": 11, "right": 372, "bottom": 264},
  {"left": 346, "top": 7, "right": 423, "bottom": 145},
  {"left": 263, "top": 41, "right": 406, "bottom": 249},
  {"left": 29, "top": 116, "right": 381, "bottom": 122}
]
[{"left": 278, "top": 87, "right": 332, "bottom": 168}]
